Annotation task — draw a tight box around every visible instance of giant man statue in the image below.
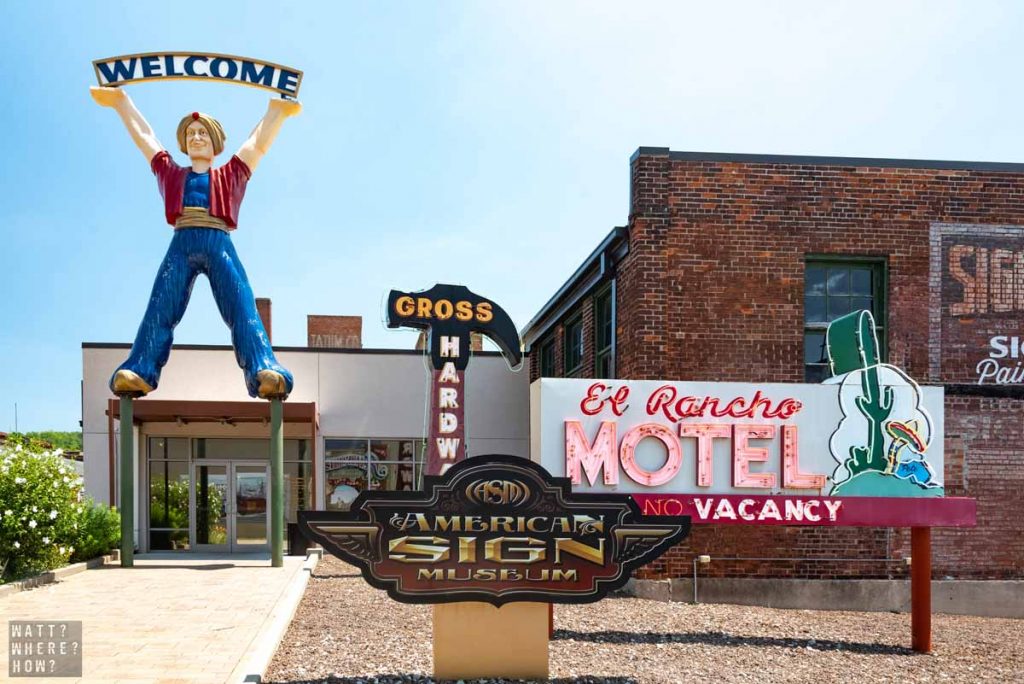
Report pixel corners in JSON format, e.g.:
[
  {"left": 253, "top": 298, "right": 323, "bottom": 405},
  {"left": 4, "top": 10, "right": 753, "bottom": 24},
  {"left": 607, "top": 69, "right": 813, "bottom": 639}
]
[{"left": 90, "top": 86, "right": 299, "bottom": 399}]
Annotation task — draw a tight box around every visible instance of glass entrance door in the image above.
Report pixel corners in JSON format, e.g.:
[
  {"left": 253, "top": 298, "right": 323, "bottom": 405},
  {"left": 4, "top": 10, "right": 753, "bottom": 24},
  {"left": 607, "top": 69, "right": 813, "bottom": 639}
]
[
  {"left": 192, "top": 461, "right": 270, "bottom": 552},
  {"left": 194, "top": 463, "right": 229, "bottom": 550},
  {"left": 232, "top": 463, "right": 269, "bottom": 551}
]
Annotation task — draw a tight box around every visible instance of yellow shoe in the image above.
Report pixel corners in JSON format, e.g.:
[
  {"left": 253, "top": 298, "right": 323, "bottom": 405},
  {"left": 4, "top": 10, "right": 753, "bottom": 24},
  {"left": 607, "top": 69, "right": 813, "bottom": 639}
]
[
  {"left": 257, "top": 370, "right": 288, "bottom": 399},
  {"left": 111, "top": 370, "right": 153, "bottom": 397}
]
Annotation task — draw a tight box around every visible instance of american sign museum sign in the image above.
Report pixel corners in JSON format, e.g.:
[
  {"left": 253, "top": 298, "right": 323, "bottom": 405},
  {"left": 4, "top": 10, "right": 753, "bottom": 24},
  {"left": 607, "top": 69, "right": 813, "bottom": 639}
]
[{"left": 533, "top": 361, "right": 972, "bottom": 527}]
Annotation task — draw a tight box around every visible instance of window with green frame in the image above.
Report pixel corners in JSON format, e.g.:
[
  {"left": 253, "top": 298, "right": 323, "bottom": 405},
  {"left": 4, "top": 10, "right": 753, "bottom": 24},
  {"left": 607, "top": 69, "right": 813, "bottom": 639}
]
[
  {"left": 564, "top": 315, "right": 584, "bottom": 375},
  {"left": 594, "top": 287, "right": 614, "bottom": 378},
  {"left": 540, "top": 338, "right": 557, "bottom": 377},
  {"left": 804, "top": 258, "right": 886, "bottom": 382}
]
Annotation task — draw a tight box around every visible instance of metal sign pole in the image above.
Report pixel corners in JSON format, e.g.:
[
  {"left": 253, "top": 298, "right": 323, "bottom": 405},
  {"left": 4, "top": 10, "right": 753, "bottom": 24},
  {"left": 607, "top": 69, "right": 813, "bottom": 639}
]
[
  {"left": 270, "top": 398, "right": 284, "bottom": 567},
  {"left": 118, "top": 396, "right": 134, "bottom": 568},
  {"left": 911, "top": 527, "right": 932, "bottom": 653}
]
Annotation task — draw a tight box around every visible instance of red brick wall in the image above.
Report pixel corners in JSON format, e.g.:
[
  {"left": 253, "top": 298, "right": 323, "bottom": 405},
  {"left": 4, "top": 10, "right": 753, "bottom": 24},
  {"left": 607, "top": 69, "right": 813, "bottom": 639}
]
[
  {"left": 529, "top": 294, "right": 599, "bottom": 380},
  {"left": 621, "top": 150, "right": 1024, "bottom": 580}
]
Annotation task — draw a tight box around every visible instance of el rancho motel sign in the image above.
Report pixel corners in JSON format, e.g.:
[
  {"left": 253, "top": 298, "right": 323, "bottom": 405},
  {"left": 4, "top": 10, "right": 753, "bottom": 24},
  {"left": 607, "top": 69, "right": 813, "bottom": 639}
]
[{"left": 532, "top": 310, "right": 976, "bottom": 654}]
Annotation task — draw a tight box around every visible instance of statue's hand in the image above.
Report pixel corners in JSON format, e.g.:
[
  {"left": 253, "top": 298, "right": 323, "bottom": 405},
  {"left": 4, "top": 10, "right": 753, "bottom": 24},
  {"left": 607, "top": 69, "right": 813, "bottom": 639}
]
[
  {"left": 268, "top": 97, "right": 302, "bottom": 118},
  {"left": 90, "top": 86, "right": 126, "bottom": 108}
]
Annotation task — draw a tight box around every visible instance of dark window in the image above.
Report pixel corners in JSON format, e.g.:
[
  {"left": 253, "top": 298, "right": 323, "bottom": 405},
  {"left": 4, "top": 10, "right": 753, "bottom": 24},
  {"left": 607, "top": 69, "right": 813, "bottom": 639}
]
[
  {"left": 564, "top": 316, "right": 584, "bottom": 375},
  {"left": 540, "top": 338, "right": 557, "bottom": 377},
  {"left": 804, "top": 258, "right": 886, "bottom": 382},
  {"left": 594, "top": 287, "right": 614, "bottom": 378}
]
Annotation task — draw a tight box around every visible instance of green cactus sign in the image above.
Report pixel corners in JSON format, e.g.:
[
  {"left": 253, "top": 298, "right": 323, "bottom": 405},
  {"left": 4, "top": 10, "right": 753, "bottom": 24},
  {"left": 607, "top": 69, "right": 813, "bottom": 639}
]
[{"left": 826, "top": 311, "right": 943, "bottom": 497}]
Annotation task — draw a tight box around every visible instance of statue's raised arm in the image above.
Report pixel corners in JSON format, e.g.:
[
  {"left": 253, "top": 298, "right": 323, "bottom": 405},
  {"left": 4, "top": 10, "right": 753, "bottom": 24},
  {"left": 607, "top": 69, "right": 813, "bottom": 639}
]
[
  {"left": 90, "top": 86, "right": 164, "bottom": 163},
  {"left": 236, "top": 98, "right": 302, "bottom": 172}
]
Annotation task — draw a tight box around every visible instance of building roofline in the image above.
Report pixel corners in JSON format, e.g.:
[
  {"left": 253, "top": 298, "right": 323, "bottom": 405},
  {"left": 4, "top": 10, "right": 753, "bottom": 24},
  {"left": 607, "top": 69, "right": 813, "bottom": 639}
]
[
  {"left": 519, "top": 225, "right": 628, "bottom": 346},
  {"left": 81, "top": 342, "right": 520, "bottom": 358},
  {"left": 630, "top": 147, "right": 1024, "bottom": 173}
]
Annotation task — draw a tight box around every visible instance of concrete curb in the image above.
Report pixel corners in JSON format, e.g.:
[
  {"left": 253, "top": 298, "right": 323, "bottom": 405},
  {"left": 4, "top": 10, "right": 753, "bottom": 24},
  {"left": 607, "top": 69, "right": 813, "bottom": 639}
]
[
  {"left": 628, "top": 577, "right": 1024, "bottom": 619},
  {"left": 232, "top": 549, "right": 323, "bottom": 684},
  {"left": 0, "top": 550, "right": 119, "bottom": 598}
]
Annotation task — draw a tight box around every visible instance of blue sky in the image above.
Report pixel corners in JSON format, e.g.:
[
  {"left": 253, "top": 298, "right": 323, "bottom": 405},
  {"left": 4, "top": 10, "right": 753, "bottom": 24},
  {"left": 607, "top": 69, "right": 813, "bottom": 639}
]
[{"left": 2, "top": 1, "right": 1024, "bottom": 431}]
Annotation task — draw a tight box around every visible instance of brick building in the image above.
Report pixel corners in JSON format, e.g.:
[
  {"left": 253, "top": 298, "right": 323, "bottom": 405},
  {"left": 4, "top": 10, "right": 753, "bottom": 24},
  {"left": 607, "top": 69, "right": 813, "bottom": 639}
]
[{"left": 522, "top": 148, "right": 1024, "bottom": 581}]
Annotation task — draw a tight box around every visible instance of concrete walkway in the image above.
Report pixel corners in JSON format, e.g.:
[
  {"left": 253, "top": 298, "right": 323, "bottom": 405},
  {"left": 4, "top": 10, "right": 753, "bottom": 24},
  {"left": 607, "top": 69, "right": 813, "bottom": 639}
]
[{"left": 1, "top": 553, "right": 310, "bottom": 683}]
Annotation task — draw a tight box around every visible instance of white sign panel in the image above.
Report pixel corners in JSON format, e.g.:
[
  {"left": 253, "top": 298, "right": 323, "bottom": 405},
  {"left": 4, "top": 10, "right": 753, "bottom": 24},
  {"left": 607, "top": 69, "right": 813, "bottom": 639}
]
[{"left": 531, "top": 375, "right": 945, "bottom": 498}]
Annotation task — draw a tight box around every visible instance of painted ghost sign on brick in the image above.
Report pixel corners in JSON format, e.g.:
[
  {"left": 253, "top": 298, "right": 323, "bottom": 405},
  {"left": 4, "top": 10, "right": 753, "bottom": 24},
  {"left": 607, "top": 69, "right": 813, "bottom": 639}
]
[{"left": 930, "top": 223, "right": 1024, "bottom": 386}]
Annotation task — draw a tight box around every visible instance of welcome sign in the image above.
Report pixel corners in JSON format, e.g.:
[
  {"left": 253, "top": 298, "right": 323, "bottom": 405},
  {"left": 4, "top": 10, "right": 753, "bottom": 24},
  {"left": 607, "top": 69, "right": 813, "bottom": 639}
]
[{"left": 92, "top": 52, "right": 303, "bottom": 98}]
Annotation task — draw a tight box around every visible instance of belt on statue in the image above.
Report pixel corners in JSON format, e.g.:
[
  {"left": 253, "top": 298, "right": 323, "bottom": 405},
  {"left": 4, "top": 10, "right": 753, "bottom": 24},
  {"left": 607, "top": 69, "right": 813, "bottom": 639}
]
[{"left": 175, "top": 207, "right": 229, "bottom": 231}]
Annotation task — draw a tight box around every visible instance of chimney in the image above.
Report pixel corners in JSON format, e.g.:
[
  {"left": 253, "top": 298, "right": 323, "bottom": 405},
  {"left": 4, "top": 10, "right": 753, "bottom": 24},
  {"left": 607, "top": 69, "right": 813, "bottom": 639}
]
[
  {"left": 307, "top": 315, "right": 363, "bottom": 349},
  {"left": 256, "top": 298, "right": 272, "bottom": 342}
]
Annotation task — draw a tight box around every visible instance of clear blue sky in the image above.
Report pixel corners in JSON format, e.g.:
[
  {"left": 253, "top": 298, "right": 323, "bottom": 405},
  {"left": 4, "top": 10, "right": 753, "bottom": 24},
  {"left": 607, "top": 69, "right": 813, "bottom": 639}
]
[{"left": 2, "top": 1, "right": 1023, "bottom": 432}]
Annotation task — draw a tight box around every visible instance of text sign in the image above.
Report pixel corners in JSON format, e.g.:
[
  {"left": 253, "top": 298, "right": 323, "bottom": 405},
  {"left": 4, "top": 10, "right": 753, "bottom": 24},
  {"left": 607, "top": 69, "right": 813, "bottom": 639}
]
[
  {"left": 633, "top": 494, "right": 975, "bottom": 527},
  {"left": 532, "top": 377, "right": 946, "bottom": 499},
  {"left": 930, "top": 223, "right": 1024, "bottom": 385},
  {"left": 299, "top": 455, "right": 690, "bottom": 605},
  {"left": 386, "top": 284, "right": 522, "bottom": 476},
  {"left": 93, "top": 52, "right": 303, "bottom": 98},
  {"left": 8, "top": 621, "right": 82, "bottom": 678}
]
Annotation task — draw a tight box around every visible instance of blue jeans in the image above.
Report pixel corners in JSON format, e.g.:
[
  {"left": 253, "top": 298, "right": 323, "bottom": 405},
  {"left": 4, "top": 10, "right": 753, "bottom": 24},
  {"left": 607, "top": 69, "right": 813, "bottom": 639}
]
[{"left": 112, "top": 228, "right": 293, "bottom": 398}]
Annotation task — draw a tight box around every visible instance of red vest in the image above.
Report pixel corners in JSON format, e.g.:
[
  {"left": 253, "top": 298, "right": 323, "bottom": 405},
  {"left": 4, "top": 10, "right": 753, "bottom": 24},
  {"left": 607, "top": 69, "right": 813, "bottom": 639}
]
[{"left": 151, "top": 151, "right": 251, "bottom": 230}]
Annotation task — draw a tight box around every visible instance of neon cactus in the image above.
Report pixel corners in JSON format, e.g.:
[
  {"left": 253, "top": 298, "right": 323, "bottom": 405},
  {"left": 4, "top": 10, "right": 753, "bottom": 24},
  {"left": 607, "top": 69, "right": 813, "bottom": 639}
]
[
  {"left": 826, "top": 309, "right": 892, "bottom": 476},
  {"left": 847, "top": 363, "right": 894, "bottom": 475}
]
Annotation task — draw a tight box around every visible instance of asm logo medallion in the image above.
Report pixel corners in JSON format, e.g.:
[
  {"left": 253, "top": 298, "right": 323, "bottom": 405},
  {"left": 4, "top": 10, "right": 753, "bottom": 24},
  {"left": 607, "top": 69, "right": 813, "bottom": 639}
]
[{"left": 298, "top": 455, "right": 691, "bottom": 605}]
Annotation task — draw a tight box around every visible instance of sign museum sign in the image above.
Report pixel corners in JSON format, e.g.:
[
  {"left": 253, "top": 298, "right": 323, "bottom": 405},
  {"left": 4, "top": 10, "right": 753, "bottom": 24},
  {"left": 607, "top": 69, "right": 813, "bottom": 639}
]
[{"left": 299, "top": 455, "right": 690, "bottom": 604}]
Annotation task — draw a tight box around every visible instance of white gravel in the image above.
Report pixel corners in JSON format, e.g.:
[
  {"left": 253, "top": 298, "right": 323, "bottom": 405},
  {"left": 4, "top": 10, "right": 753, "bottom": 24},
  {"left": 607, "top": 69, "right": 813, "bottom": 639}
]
[{"left": 266, "top": 557, "right": 1023, "bottom": 683}]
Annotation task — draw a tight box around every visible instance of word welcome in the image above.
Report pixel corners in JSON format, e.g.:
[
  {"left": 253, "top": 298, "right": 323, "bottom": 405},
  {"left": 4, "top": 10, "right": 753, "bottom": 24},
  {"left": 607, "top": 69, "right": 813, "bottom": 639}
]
[{"left": 93, "top": 53, "right": 302, "bottom": 97}]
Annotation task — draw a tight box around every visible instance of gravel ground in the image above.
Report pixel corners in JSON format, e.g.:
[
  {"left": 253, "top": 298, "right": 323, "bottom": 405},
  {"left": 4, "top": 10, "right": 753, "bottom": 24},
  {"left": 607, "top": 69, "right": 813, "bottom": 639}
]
[{"left": 266, "top": 556, "right": 1023, "bottom": 683}]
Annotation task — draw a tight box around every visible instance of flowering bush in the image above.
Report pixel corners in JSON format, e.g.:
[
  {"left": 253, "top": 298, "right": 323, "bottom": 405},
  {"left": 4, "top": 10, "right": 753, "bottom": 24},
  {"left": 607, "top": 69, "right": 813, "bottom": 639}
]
[{"left": 0, "top": 437, "right": 118, "bottom": 582}]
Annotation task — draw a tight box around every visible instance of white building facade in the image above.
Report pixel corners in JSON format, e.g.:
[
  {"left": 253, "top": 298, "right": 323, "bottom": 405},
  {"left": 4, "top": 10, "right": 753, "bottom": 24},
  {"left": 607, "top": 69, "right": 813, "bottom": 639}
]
[{"left": 82, "top": 343, "right": 529, "bottom": 553}]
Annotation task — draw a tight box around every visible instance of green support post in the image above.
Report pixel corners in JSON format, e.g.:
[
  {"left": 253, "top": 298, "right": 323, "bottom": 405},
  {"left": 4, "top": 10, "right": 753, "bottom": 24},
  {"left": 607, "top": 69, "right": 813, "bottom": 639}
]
[
  {"left": 270, "top": 398, "right": 284, "bottom": 567},
  {"left": 119, "top": 396, "right": 134, "bottom": 567}
]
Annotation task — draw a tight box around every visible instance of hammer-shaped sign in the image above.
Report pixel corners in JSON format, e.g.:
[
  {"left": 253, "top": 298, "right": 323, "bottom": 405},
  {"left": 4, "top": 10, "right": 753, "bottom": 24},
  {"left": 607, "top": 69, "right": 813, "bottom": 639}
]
[
  {"left": 387, "top": 284, "right": 522, "bottom": 371},
  {"left": 387, "top": 284, "right": 522, "bottom": 476}
]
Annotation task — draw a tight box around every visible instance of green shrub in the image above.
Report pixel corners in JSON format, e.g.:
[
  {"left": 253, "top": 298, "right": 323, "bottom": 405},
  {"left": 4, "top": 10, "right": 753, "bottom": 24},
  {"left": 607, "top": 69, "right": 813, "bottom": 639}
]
[
  {"left": 71, "top": 499, "right": 120, "bottom": 563},
  {"left": 0, "top": 439, "right": 81, "bottom": 581}
]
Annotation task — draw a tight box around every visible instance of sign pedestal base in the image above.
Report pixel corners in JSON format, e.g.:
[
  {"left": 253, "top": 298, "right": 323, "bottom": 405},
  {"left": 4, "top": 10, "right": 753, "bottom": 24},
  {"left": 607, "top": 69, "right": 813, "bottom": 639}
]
[{"left": 433, "top": 602, "right": 549, "bottom": 680}]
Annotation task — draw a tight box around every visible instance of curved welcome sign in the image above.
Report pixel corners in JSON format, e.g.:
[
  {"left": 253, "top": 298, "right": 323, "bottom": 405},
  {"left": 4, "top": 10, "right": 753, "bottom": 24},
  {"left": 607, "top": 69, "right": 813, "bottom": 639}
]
[
  {"left": 532, "top": 311, "right": 976, "bottom": 528},
  {"left": 93, "top": 52, "right": 303, "bottom": 98}
]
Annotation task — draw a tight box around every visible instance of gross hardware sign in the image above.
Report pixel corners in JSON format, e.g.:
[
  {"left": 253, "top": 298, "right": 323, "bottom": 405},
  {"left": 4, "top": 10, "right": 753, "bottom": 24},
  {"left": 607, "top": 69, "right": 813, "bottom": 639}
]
[
  {"left": 299, "top": 455, "right": 690, "bottom": 605},
  {"left": 92, "top": 52, "right": 303, "bottom": 98},
  {"left": 532, "top": 377, "right": 974, "bottom": 527},
  {"left": 386, "top": 284, "right": 522, "bottom": 476}
]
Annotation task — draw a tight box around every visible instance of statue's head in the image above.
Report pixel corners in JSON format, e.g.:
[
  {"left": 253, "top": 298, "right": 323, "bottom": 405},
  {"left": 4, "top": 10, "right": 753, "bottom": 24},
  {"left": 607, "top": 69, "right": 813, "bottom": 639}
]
[{"left": 176, "top": 112, "right": 225, "bottom": 162}]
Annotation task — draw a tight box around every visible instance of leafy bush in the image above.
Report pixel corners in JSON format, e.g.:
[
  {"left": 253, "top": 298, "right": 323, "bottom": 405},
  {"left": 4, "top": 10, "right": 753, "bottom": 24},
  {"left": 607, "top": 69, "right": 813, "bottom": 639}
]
[
  {"left": 1, "top": 437, "right": 121, "bottom": 582},
  {"left": 71, "top": 499, "right": 120, "bottom": 563},
  {"left": 0, "top": 439, "right": 81, "bottom": 580}
]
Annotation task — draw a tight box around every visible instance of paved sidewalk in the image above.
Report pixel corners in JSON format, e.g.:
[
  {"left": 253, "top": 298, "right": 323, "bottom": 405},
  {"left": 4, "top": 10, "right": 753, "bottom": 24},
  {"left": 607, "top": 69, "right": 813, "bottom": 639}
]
[{"left": 1, "top": 553, "right": 309, "bottom": 683}]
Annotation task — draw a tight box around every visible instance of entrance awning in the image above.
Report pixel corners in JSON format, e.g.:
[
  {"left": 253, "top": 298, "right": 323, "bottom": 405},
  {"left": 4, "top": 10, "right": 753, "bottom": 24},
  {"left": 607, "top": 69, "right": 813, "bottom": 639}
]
[
  {"left": 107, "top": 399, "right": 317, "bottom": 425},
  {"left": 104, "top": 400, "right": 319, "bottom": 507}
]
